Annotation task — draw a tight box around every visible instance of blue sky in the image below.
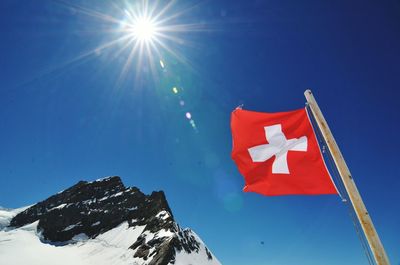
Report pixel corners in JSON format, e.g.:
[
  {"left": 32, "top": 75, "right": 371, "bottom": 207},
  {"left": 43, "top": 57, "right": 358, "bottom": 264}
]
[{"left": 1, "top": 0, "right": 399, "bottom": 264}]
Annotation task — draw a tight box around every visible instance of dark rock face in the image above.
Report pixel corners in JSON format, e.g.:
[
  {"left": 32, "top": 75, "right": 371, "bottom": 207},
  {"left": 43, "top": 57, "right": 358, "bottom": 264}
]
[
  {"left": 11, "top": 176, "right": 172, "bottom": 242},
  {"left": 9, "top": 176, "right": 214, "bottom": 265}
]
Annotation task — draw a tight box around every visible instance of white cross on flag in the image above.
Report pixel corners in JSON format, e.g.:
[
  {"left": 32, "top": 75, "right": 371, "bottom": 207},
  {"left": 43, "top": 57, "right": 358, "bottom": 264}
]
[{"left": 231, "top": 108, "right": 337, "bottom": 196}]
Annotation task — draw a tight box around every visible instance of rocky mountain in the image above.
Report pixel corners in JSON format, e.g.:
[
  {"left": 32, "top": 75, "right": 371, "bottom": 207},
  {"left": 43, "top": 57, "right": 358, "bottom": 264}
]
[{"left": 0, "top": 176, "right": 221, "bottom": 265}]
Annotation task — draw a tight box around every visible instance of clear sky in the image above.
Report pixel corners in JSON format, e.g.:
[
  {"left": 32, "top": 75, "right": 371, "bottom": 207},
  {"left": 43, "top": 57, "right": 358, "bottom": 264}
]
[{"left": 1, "top": 1, "right": 399, "bottom": 264}]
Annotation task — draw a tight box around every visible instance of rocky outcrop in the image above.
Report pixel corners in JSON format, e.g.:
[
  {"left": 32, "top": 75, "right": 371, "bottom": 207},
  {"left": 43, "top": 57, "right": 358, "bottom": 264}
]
[{"left": 9, "top": 176, "right": 214, "bottom": 265}]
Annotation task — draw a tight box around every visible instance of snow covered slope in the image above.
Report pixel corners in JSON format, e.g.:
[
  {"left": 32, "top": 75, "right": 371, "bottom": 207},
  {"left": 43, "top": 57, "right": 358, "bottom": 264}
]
[
  {"left": 0, "top": 177, "right": 221, "bottom": 265},
  {"left": 0, "top": 207, "right": 22, "bottom": 230}
]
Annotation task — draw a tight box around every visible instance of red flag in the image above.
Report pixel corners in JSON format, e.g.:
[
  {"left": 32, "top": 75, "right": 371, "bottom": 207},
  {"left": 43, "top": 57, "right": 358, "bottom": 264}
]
[{"left": 231, "top": 107, "right": 337, "bottom": 196}]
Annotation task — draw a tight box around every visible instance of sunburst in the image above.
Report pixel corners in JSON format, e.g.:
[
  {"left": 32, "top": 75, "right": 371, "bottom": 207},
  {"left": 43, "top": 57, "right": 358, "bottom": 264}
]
[{"left": 56, "top": 0, "right": 204, "bottom": 86}]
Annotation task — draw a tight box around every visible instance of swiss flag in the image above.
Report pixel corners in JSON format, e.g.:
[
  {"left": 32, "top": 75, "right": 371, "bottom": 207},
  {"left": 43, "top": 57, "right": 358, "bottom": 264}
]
[{"left": 231, "top": 108, "right": 337, "bottom": 196}]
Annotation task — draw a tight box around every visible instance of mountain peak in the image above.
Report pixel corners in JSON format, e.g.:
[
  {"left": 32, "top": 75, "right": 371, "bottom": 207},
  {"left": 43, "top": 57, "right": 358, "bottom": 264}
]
[
  {"left": 5, "top": 176, "right": 220, "bottom": 265},
  {"left": 10, "top": 176, "right": 169, "bottom": 242},
  {"left": 90, "top": 175, "right": 123, "bottom": 184}
]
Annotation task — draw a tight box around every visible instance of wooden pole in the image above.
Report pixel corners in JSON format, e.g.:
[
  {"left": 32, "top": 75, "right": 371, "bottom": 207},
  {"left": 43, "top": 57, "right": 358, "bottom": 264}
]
[{"left": 304, "top": 89, "right": 390, "bottom": 265}]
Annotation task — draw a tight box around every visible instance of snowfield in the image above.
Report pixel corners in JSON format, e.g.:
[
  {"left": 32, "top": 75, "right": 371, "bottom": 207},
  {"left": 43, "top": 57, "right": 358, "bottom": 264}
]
[
  {"left": 0, "top": 206, "right": 29, "bottom": 230},
  {"left": 0, "top": 207, "right": 221, "bottom": 265}
]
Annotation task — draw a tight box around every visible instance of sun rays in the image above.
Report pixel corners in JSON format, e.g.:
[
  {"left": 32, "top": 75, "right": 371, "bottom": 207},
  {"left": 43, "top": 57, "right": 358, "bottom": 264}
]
[{"left": 53, "top": 0, "right": 205, "bottom": 87}]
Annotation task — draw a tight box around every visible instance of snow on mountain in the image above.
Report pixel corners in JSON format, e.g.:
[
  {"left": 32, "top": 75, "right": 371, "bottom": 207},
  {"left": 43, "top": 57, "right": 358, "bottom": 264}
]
[
  {"left": 0, "top": 176, "right": 221, "bottom": 265},
  {"left": 0, "top": 206, "right": 29, "bottom": 230}
]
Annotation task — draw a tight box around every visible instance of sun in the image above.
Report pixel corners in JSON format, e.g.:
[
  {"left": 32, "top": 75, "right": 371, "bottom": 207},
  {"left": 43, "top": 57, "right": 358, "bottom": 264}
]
[
  {"left": 131, "top": 16, "right": 158, "bottom": 42},
  {"left": 54, "top": 0, "right": 206, "bottom": 85}
]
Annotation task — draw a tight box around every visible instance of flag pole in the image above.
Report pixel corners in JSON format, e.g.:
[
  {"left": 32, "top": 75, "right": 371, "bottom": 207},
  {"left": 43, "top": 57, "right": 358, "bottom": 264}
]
[{"left": 304, "top": 89, "right": 390, "bottom": 265}]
